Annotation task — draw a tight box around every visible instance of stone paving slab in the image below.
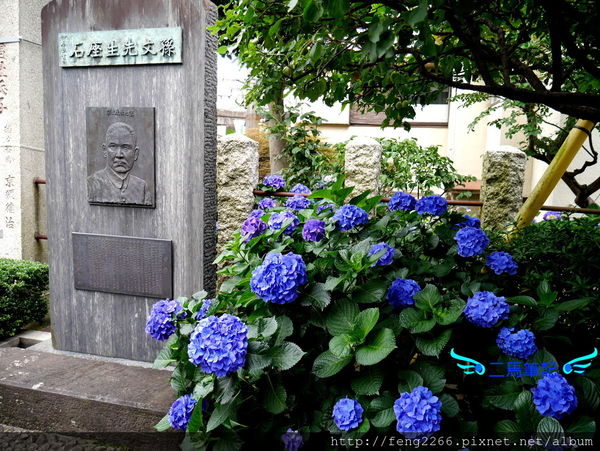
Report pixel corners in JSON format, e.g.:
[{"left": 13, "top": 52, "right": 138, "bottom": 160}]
[{"left": 0, "top": 347, "right": 181, "bottom": 449}]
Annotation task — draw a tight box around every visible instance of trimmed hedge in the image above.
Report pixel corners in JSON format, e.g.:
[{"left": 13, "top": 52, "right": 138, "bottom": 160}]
[{"left": 0, "top": 258, "right": 49, "bottom": 338}]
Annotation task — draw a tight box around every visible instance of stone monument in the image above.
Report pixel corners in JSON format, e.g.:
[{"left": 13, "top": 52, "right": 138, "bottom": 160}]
[{"left": 42, "top": 0, "right": 217, "bottom": 361}]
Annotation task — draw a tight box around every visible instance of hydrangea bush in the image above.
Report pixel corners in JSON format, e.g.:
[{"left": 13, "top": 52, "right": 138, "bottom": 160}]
[{"left": 149, "top": 177, "right": 598, "bottom": 449}]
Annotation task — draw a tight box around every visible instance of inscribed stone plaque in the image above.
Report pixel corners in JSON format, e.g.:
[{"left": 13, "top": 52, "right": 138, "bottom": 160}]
[
  {"left": 72, "top": 233, "right": 172, "bottom": 298},
  {"left": 86, "top": 107, "right": 155, "bottom": 208},
  {"left": 59, "top": 27, "right": 183, "bottom": 67}
]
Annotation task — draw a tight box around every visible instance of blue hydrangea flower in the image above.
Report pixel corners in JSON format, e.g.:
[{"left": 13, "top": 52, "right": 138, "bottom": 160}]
[
  {"left": 241, "top": 216, "right": 267, "bottom": 242},
  {"left": 332, "top": 397, "right": 364, "bottom": 431},
  {"left": 249, "top": 209, "right": 265, "bottom": 218},
  {"left": 394, "top": 386, "right": 442, "bottom": 438},
  {"left": 145, "top": 299, "right": 183, "bottom": 341},
  {"left": 332, "top": 204, "right": 369, "bottom": 231},
  {"left": 543, "top": 211, "right": 563, "bottom": 221},
  {"left": 387, "top": 278, "right": 421, "bottom": 308},
  {"left": 258, "top": 197, "right": 277, "bottom": 210},
  {"left": 194, "top": 298, "right": 213, "bottom": 320},
  {"left": 454, "top": 227, "right": 490, "bottom": 257},
  {"left": 532, "top": 373, "right": 578, "bottom": 419},
  {"left": 496, "top": 327, "right": 537, "bottom": 359},
  {"left": 302, "top": 219, "right": 326, "bottom": 242},
  {"left": 263, "top": 174, "right": 286, "bottom": 190},
  {"left": 415, "top": 195, "right": 448, "bottom": 216},
  {"left": 250, "top": 252, "right": 307, "bottom": 304},
  {"left": 464, "top": 291, "right": 509, "bottom": 328},
  {"left": 317, "top": 203, "right": 335, "bottom": 214},
  {"left": 290, "top": 184, "right": 312, "bottom": 195},
  {"left": 368, "top": 242, "right": 394, "bottom": 266},
  {"left": 188, "top": 314, "right": 248, "bottom": 377},
  {"left": 281, "top": 429, "right": 304, "bottom": 451},
  {"left": 458, "top": 215, "right": 481, "bottom": 229},
  {"left": 268, "top": 211, "right": 299, "bottom": 235},
  {"left": 167, "top": 394, "right": 198, "bottom": 431},
  {"left": 286, "top": 195, "right": 312, "bottom": 210},
  {"left": 388, "top": 192, "right": 416, "bottom": 211},
  {"left": 486, "top": 251, "right": 518, "bottom": 275}
]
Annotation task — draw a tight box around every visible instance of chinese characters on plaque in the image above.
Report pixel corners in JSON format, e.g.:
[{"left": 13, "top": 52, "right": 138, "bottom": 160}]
[
  {"left": 58, "top": 27, "right": 182, "bottom": 67},
  {"left": 0, "top": 44, "right": 8, "bottom": 113}
]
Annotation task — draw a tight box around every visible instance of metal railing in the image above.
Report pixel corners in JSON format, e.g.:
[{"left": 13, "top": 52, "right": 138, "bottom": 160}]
[{"left": 253, "top": 190, "right": 600, "bottom": 215}]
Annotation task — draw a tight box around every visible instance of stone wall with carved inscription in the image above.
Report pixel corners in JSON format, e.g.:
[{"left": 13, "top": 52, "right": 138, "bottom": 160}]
[
  {"left": 0, "top": 0, "right": 48, "bottom": 261},
  {"left": 42, "top": 0, "right": 217, "bottom": 361}
]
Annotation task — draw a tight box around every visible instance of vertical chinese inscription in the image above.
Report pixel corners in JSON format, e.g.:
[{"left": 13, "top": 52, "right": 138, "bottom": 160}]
[
  {"left": 59, "top": 27, "right": 183, "bottom": 67},
  {"left": 0, "top": 44, "right": 7, "bottom": 113}
]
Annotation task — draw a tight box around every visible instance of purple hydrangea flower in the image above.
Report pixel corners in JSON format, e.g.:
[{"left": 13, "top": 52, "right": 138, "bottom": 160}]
[
  {"left": 458, "top": 215, "right": 481, "bottom": 229},
  {"left": 194, "top": 298, "right": 213, "bottom": 320},
  {"left": 496, "top": 327, "right": 537, "bottom": 359},
  {"left": 241, "top": 216, "right": 267, "bottom": 242},
  {"left": 332, "top": 397, "right": 364, "bottom": 431},
  {"left": 543, "top": 211, "right": 563, "bottom": 221},
  {"left": 290, "top": 184, "right": 312, "bottom": 195},
  {"left": 250, "top": 252, "right": 307, "bottom": 304},
  {"left": 394, "top": 386, "right": 442, "bottom": 438},
  {"left": 532, "top": 373, "right": 578, "bottom": 419},
  {"left": 317, "top": 203, "right": 335, "bottom": 214},
  {"left": 249, "top": 209, "right": 265, "bottom": 218},
  {"left": 268, "top": 211, "right": 299, "bottom": 235},
  {"left": 258, "top": 197, "right": 277, "bottom": 210},
  {"left": 368, "top": 242, "right": 394, "bottom": 266},
  {"left": 332, "top": 204, "right": 369, "bottom": 231},
  {"left": 145, "top": 299, "right": 183, "bottom": 341},
  {"left": 388, "top": 192, "right": 416, "bottom": 211},
  {"left": 188, "top": 314, "right": 248, "bottom": 377},
  {"left": 464, "top": 291, "right": 509, "bottom": 328},
  {"left": 387, "top": 278, "right": 421, "bottom": 308},
  {"left": 302, "top": 219, "right": 326, "bottom": 242},
  {"left": 486, "top": 252, "right": 518, "bottom": 275},
  {"left": 454, "top": 227, "right": 489, "bottom": 257},
  {"left": 286, "top": 195, "right": 312, "bottom": 210},
  {"left": 415, "top": 195, "right": 448, "bottom": 216},
  {"left": 167, "top": 394, "right": 198, "bottom": 431},
  {"left": 263, "top": 174, "right": 286, "bottom": 190},
  {"left": 281, "top": 429, "right": 304, "bottom": 451}
]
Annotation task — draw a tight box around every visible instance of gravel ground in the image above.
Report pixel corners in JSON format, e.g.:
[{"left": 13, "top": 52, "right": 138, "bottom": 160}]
[{"left": 0, "top": 425, "right": 126, "bottom": 451}]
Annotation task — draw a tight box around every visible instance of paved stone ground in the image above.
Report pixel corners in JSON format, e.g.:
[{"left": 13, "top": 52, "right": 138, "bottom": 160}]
[{"left": 0, "top": 425, "right": 125, "bottom": 450}]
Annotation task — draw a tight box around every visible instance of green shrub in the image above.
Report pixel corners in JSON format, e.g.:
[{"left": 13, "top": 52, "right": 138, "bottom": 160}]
[
  {"left": 499, "top": 215, "right": 600, "bottom": 335},
  {"left": 148, "top": 183, "right": 598, "bottom": 449},
  {"left": 0, "top": 258, "right": 49, "bottom": 338},
  {"left": 379, "top": 138, "right": 475, "bottom": 197}
]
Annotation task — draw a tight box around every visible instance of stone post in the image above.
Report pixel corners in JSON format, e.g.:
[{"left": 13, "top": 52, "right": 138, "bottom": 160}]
[
  {"left": 480, "top": 146, "right": 527, "bottom": 230},
  {"left": 0, "top": 0, "right": 48, "bottom": 262},
  {"left": 344, "top": 136, "right": 382, "bottom": 195},
  {"left": 217, "top": 134, "right": 259, "bottom": 251}
]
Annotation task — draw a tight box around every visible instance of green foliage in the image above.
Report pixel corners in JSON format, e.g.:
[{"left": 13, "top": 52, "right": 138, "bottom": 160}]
[
  {"left": 378, "top": 138, "right": 475, "bottom": 196},
  {"left": 0, "top": 258, "right": 49, "bottom": 338},
  {"left": 154, "top": 186, "right": 599, "bottom": 448},
  {"left": 213, "top": 0, "right": 600, "bottom": 127},
  {"left": 500, "top": 215, "right": 600, "bottom": 331},
  {"left": 260, "top": 105, "right": 342, "bottom": 187}
]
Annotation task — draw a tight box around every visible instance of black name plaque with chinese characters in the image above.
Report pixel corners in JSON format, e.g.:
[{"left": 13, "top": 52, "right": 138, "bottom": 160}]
[
  {"left": 59, "top": 27, "right": 182, "bottom": 67},
  {"left": 72, "top": 232, "right": 172, "bottom": 299}
]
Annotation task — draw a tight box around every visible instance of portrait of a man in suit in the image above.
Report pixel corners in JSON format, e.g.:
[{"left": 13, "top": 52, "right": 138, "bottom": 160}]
[{"left": 87, "top": 121, "right": 153, "bottom": 206}]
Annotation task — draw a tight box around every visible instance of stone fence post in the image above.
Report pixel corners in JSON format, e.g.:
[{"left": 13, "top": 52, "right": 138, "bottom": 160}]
[
  {"left": 217, "top": 134, "right": 259, "bottom": 251},
  {"left": 480, "top": 146, "right": 527, "bottom": 230},
  {"left": 344, "top": 136, "right": 382, "bottom": 195}
]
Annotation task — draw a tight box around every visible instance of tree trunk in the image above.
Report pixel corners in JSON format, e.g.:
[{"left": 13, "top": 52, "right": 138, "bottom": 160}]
[{"left": 268, "top": 89, "right": 288, "bottom": 173}]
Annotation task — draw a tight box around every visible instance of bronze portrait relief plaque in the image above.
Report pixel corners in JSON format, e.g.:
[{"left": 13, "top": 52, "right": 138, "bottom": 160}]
[{"left": 86, "top": 107, "right": 155, "bottom": 208}]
